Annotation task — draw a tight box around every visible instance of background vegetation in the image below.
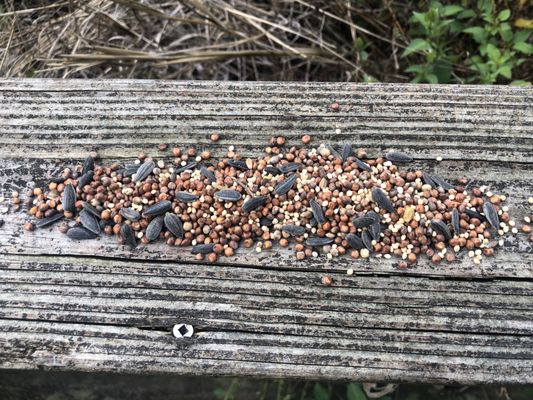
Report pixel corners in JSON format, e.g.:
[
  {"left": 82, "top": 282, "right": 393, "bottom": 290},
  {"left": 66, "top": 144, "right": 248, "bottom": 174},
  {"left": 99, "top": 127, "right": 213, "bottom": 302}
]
[{"left": 0, "top": 0, "right": 531, "bottom": 83}]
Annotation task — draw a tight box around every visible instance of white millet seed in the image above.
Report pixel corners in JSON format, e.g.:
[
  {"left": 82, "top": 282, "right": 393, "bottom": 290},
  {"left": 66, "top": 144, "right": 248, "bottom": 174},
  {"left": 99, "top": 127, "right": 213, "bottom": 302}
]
[{"left": 347, "top": 269, "right": 354, "bottom": 276}]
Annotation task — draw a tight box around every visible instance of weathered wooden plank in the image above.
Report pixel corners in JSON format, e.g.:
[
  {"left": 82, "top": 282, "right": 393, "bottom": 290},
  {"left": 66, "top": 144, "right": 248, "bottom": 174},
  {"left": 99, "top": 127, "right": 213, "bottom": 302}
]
[{"left": 0, "top": 79, "right": 532, "bottom": 384}]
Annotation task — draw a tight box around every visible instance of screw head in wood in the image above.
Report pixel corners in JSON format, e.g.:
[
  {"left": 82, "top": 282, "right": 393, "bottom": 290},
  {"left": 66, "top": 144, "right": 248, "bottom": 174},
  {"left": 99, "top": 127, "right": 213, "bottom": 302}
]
[{"left": 172, "top": 324, "right": 194, "bottom": 338}]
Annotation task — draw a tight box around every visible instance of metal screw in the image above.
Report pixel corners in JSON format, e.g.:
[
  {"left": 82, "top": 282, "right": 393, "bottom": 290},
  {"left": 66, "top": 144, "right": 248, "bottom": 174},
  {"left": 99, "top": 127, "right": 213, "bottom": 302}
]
[{"left": 172, "top": 324, "right": 194, "bottom": 338}]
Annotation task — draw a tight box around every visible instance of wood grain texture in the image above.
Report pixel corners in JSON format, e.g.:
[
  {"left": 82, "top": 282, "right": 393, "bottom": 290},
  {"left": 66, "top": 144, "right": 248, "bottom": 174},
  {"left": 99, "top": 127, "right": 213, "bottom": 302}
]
[{"left": 0, "top": 79, "right": 532, "bottom": 384}]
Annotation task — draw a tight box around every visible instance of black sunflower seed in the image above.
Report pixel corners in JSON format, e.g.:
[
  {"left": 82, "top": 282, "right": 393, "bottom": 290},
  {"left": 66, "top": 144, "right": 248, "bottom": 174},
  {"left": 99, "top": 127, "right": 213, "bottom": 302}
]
[
  {"left": 35, "top": 212, "right": 64, "bottom": 229},
  {"left": 310, "top": 199, "right": 325, "bottom": 224},
  {"left": 82, "top": 156, "right": 94, "bottom": 174},
  {"left": 483, "top": 202, "right": 500, "bottom": 230},
  {"left": 259, "top": 217, "right": 273, "bottom": 227},
  {"left": 242, "top": 196, "right": 268, "bottom": 213},
  {"left": 121, "top": 223, "right": 137, "bottom": 248},
  {"left": 305, "top": 236, "right": 334, "bottom": 247},
  {"left": 341, "top": 144, "right": 352, "bottom": 162},
  {"left": 200, "top": 166, "right": 216, "bottom": 183},
  {"left": 49, "top": 176, "right": 65, "bottom": 184},
  {"left": 361, "top": 230, "right": 374, "bottom": 252},
  {"left": 355, "top": 158, "right": 371, "bottom": 172},
  {"left": 214, "top": 189, "right": 242, "bottom": 202},
  {"left": 274, "top": 174, "right": 297, "bottom": 196},
  {"left": 451, "top": 208, "right": 460, "bottom": 235},
  {"left": 325, "top": 144, "right": 342, "bottom": 160},
  {"left": 81, "top": 202, "right": 100, "bottom": 219},
  {"left": 346, "top": 233, "right": 364, "bottom": 250},
  {"left": 79, "top": 209, "right": 101, "bottom": 235},
  {"left": 175, "top": 192, "right": 199, "bottom": 203},
  {"left": 62, "top": 183, "right": 76, "bottom": 213},
  {"left": 192, "top": 243, "right": 215, "bottom": 254},
  {"left": 146, "top": 215, "right": 164, "bottom": 242},
  {"left": 99, "top": 219, "right": 113, "bottom": 229},
  {"left": 430, "top": 219, "right": 451, "bottom": 242},
  {"left": 120, "top": 207, "right": 141, "bottom": 221},
  {"left": 175, "top": 162, "right": 197, "bottom": 174},
  {"left": 367, "top": 211, "right": 382, "bottom": 222},
  {"left": 164, "top": 213, "right": 184, "bottom": 239},
  {"left": 465, "top": 208, "right": 485, "bottom": 221},
  {"left": 430, "top": 175, "right": 455, "bottom": 191},
  {"left": 279, "top": 163, "right": 301, "bottom": 174},
  {"left": 352, "top": 216, "right": 375, "bottom": 228},
  {"left": 422, "top": 172, "right": 437, "bottom": 188},
  {"left": 133, "top": 160, "right": 155, "bottom": 183},
  {"left": 369, "top": 222, "right": 381, "bottom": 241},
  {"left": 385, "top": 151, "right": 413, "bottom": 163},
  {"left": 227, "top": 159, "right": 249, "bottom": 171},
  {"left": 371, "top": 187, "right": 395, "bottom": 214},
  {"left": 77, "top": 171, "right": 93, "bottom": 189},
  {"left": 123, "top": 165, "right": 138, "bottom": 177},
  {"left": 142, "top": 200, "right": 172, "bottom": 217},
  {"left": 264, "top": 166, "right": 281, "bottom": 175},
  {"left": 282, "top": 224, "right": 305, "bottom": 236},
  {"left": 67, "top": 227, "right": 97, "bottom": 240}
]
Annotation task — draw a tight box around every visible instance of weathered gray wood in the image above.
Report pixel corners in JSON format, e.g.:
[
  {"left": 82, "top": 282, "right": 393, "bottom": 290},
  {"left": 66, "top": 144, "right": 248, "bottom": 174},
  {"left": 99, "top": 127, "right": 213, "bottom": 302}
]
[{"left": 0, "top": 79, "right": 531, "bottom": 384}]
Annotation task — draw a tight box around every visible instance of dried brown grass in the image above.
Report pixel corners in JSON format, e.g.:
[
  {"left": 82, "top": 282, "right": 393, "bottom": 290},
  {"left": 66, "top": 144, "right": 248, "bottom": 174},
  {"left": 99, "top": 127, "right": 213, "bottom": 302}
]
[{"left": 0, "top": 0, "right": 409, "bottom": 81}]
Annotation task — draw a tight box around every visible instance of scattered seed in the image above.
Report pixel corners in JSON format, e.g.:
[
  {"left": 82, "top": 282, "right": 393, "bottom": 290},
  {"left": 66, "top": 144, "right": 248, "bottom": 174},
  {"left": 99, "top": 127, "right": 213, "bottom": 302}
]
[
  {"left": 227, "top": 159, "right": 249, "bottom": 171},
  {"left": 368, "top": 222, "right": 381, "bottom": 241},
  {"left": 264, "top": 166, "right": 281, "bottom": 175},
  {"left": 346, "top": 233, "right": 364, "bottom": 250},
  {"left": 35, "top": 212, "right": 64, "bottom": 229},
  {"left": 164, "top": 213, "right": 184, "bottom": 238},
  {"left": 465, "top": 208, "right": 485, "bottom": 221},
  {"left": 355, "top": 158, "right": 371, "bottom": 172},
  {"left": 146, "top": 215, "right": 164, "bottom": 242},
  {"left": 321, "top": 275, "right": 333, "bottom": 286},
  {"left": 310, "top": 199, "right": 326, "bottom": 224},
  {"left": 483, "top": 202, "right": 500, "bottom": 230},
  {"left": 274, "top": 174, "right": 297, "bottom": 196},
  {"left": 192, "top": 243, "right": 215, "bottom": 254},
  {"left": 279, "top": 163, "right": 301, "bottom": 174},
  {"left": 451, "top": 208, "right": 460, "bottom": 235},
  {"left": 430, "top": 219, "right": 452, "bottom": 242},
  {"left": 67, "top": 227, "right": 97, "bottom": 240},
  {"left": 142, "top": 200, "right": 172, "bottom": 217},
  {"left": 175, "top": 192, "right": 200, "bottom": 203},
  {"left": 77, "top": 171, "right": 93, "bottom": 189},
  {"left": 282, "top": 224, "right": 305, "bottom": 236},
  {"left": 79, "top": 209, "right": 101, "bottom": 235},
  {"left": 422, "top": 172, "right": 437, "bottom": 188},
  {"left": 341, "top": 144, "right": 352, "bottom": 162},
  {"left": 133, "top": 160, "right": 155, "bottom": 183},
  {"left": 361, "top": 230, "right": 373, "bottom": 252},
  {"left": 305, "top": 236, "right": 334, "bottom": 247},
  {"left": 175, "top": 162, "right": 197, "bottom": 174},
  {"left": 430, "top": 175, "right": 455, "bottom": 190},
  {"left": 200, "top": 166, "right": 216, "bottom": 183},
  {"left": 371, "top": 187, "right": 395, "bottom": 214},
  {"left": 214, "top": 189, "right": 242, "bottom": 202},
  {"left": 121, "top": 224, "right": 137, "bottom": 248},
  {"left": 82, "top": 156, "right": 94, "bottom": 174},
  {"left": 242, "top": 195, "right": 268, "bottom": 213},
  {"left": 120, "top": 207, "right": 141, "bottom": 221},
  {"left": 61, "top": 184, "right": 76, "bottom": 213},
  {"left": 385, "top": 151, "right": 413, "bottom": 163},
  {"left": 352, "top": 216, "right": 375, "bottom": 228},
  {"left": 81, "top": 202, "right": 100, "bottom": 219}
]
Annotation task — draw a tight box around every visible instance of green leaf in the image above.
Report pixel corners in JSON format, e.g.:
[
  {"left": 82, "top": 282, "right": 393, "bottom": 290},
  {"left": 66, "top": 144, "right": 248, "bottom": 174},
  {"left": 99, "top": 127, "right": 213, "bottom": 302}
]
[
  {"left": 402, "top": 38, "right": 432, "bottom": 57},
  {"left": 442, "top": 5, "right": 463, "bottom": 16},
  {"left": 404, "top": 64, "right": 426, "bottom": 73},
  {"left": 463, "top": 26, "right": 485, "bottom": 42},
  {"left": 313, "top": 383, "right": 330, "bottom": 400},
  {"left": 498, "top": 9, "right": 511, "bottom": 22},
  {"left": 425, "top": 73, "right": 439, "bottom": 84},
  {"left": 486, "top": 43, "right": 501, "bottom": 61},
  {"left": 346, "top": 383, "right": 367, "bottom": 400},
  {"left": 411, "top": 11, "right": 428, "bottom": 27},
  {"left": 514, "top": 30, "right": 532, "bottom": 43},
  {"left": 511, "top": 80, "right": 531, "bottom": 86},
  {"left": 496, "top": 65, "right": 512, "bottom": 79},
  {"left": 499, "top": 23, "right": 513, "bottom": 41},
  {"left": 213, "top": 388, "right": 226, "bottom": 399},
  {"left": 513, "top": 42, "right": 533, "bottom": 55},
  {"left": 457, "top": 9, "right": 476, "bottom": 19}
]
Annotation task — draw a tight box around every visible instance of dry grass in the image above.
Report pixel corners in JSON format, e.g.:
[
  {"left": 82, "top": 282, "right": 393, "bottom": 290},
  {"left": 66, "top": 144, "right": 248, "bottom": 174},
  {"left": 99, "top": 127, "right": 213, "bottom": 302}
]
[{"left": 0, "top": 0, "right": 410, "bottom": 81}]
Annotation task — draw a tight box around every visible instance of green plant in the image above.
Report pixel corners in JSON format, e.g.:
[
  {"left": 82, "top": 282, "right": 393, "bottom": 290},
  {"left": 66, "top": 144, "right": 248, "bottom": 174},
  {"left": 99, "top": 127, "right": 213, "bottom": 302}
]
[
  {"left": 403, "top": 0, "right": 532, "bottom": 84},
  {"left": 463, "top": 0, "right": 532, "bottom": 84},
  {"left": 401, "top": 1, "right": 471, "bottom": 83}
]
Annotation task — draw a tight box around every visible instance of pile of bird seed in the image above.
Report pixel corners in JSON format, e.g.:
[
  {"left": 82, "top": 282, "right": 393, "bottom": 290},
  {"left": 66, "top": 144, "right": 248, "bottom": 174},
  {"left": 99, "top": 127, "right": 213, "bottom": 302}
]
[{"left": 22, "top": 135, "right": 524, "bottom": 266}]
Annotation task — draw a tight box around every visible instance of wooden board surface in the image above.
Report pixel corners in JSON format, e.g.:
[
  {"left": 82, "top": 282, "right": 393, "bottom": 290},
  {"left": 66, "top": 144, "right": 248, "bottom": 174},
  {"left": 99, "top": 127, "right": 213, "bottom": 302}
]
[{"left": 0, "top": 79, "right": 532, "bottom": 384}]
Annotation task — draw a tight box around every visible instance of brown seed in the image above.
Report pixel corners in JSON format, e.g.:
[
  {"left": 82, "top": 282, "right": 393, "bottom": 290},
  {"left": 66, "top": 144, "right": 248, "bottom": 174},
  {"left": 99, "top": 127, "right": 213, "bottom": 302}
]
[
  {"left": 208, "top": 252, "right": 218, "bottom": 263},
  {"left": 210, "top": 133, "right": 220, "bottom": 142},
  {"left": 431, "top": 254, "right": 441, "bottom": 264},
  {"left": 522, "top": 225, "right": 531, "bottom": 234},
  {"left": 159, "top": 143, "right": 168, "bottom": 151},
  {"left": 172, "top": 147, "right": 181, "bottom": 157},
  {"left": 321, "top": 275, "right": 333, "bottom": 286},
  {"left": 224, "top": 247, "right": 234, "bottom": 257},
  {"left": 330, "top": 102, "right": 339, "bottom": 111},
  {"left": 301, "top": 135, "right": 311, "bottom": 144},
  {"left": 201, "top": 150, "right": 211, "bottom": 160},
  {"left": 276, "top": 136, "right": 285, "bottom": 146},
  {"left": 23, "top": 222, "right": 34, "bottom": 231}
]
